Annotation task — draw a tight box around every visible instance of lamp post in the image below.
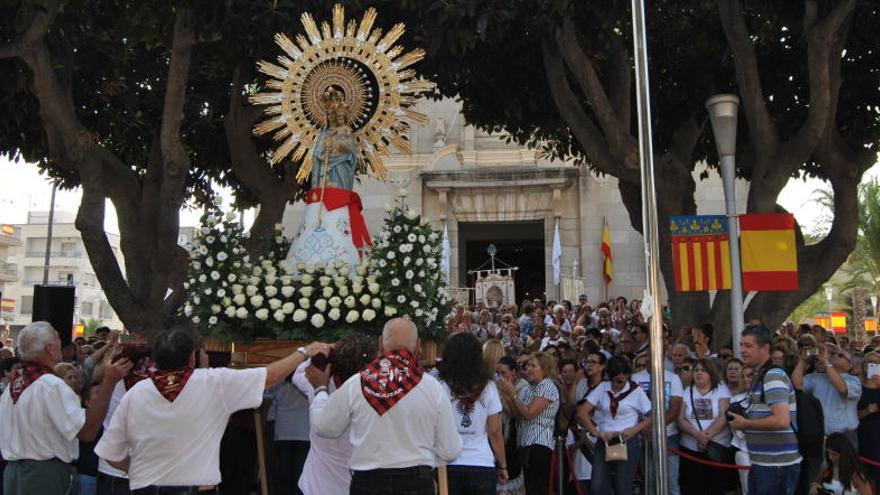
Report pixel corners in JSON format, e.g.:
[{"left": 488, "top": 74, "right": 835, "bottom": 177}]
[
  {"left": 825, "top": 286, "right": 834, "bottom": 330},
  {"left": 871, "top": 295, "right": 878, "bottom": 319},
  {"left": 706, "top": 94, "right": 744, "bottom": 357}
]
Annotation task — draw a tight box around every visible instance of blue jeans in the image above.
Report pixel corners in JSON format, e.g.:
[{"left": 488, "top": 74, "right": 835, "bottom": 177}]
[
  {"left": 748, "top": 464, "right": 801, "bottom": 495},
  {"left": 79, "top": 474, "right": 97, "bottom": 495},
  {"left": 590, "top": 438, "right": 641, "bottom": 495},
  {"left": 446, "top": 465, "right": 496, "bottom": 495},
  {"left": 667, "top": 434, "right": 681, "bottom": 495}
]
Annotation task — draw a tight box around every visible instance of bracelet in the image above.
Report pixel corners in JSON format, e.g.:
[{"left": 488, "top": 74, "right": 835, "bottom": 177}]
[
  {"left": 497, "top": 466, "right": 507, "bottom": 470},
  {"left": 314, "top": 385, "right": 328, "bottom": 395}
]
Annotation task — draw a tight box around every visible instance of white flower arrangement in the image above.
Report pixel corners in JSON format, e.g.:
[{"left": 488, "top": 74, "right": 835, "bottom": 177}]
[
  {"left": 345, "top": 310, "right": 359, "bottom": 323},
  {"left": 311, "top": 313, "right": 325, "bottom": 328},
  {"left": 328, "top": 308, "right": 341, "bottom": 321}
]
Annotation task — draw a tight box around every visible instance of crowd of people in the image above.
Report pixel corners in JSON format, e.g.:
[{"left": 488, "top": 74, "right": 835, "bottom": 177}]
[{"left": 0, "top": 295, "right": 879, "bottom": 495}]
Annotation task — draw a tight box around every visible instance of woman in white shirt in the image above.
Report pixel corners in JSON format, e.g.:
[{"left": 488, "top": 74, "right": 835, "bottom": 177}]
[
  {"left": 577, "top": 355, "right": 652, "bottom": 495},
  {"left": 292, "top": 334, "right": 377, "bottom": 495},
  {"left": 677, "top": 358, "right": 731, "bottom": 495},
  {"left": 439, "top": 332, "right": 508, "bottom": 495},
  {"left": 497, "top": 352, "right": 559, "bottom": 495}
]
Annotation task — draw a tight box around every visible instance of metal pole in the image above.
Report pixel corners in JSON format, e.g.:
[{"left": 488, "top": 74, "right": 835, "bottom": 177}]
[
  {"left": 42, "top": 184, "right": 57, "bottom": 286},
  {"left": 557, "top": 436, "right": 565, "bottom": 495},
  {"left": 720, "top": 155, "right": 745, "bottom": 357},
  {"left": 630, "top": 2, "right": 668, "bottom": 494}
]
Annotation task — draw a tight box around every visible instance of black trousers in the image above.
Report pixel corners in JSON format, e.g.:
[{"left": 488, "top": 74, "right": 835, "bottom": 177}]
[
  {"left": 522, "top": 445, "right": 553, "bottom": 495},
  {"left": 217, "top": 424, "right": 257, "bottom": 495},
  {"left": 271, "top": 440, "right": 310, "bottom": 495},
  {"left": 349, "top": 466, "right": 435, "bottom": 495},
  {"left": 97, "top": 473, "right": 131, "bottom": 495}
]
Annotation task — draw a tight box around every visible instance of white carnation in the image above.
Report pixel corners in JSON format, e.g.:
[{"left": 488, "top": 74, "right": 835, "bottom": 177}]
[
  {"left": 208, "top": 316, "right": 218, "bottom": 325},
  {"left": 407, "top": 233, "right": 417, "bottom": 242},
  {"left": 311, "top": 313, "right": 325, "bottom": 328},
  {"left": 281, "top": 286, "right": 295, "bottom": 298},
  {"left": 410, "top": 300, "right": 419, "bottom": 308},
  {"left": 282, "top": 302, "right": 295, "bottom": 314},
  {"left": 246, "top": 285, "right": 258, "bottom": 296},
  {"left": 415, "top": 309, "right": 423, "bottom": 317},
  {"left": 211, "top": 271, "right": 221, "bottom": 281},
  {"left": 193, "top": 296, "right": 200, "bottom": 305},
  {"left": 319, "top": 276, "right": 332, "bottom": 287},
  {"left": 198, "top": 274, "right": 207, "bottom": 283},
  {"left": 328, "top": 308, "right": 341, "bottom": 321},
  {"left": 369, "top": 283, "right": 380, "bottom": 294},
  {"left": 345, "top": 310, "right": 359, "bottom": 323},
  {"left": 387, "top": 251, "right": 395, "bottom": 260},
  {"left": 265, "top": 286, "right": 278, "bottom": 298},
  {"left": 280, "top": 275, "right": 293, "bottom": 285},
  {"left": 301, "top": 274, "right": 314, "bottom": 285},
  {"left": 371, "top": 298, "right": 382, "bottom": 309},
  {"left": 299, "top": 297, "right": 311, "bottom": 309},
  {"left": 352, "top": 283, "right": 363, "bottom": 294},
  {"left": 225, "top": 306, "right": 237, "bottom": 317},
  {"left": 385, "top": 306, "right": 397, "bottom": 316},
  {"left": 397, "top": 295, "right": 406, "bottom": 304},
  {"left": 393, "top": 226, "right": 401, "bottom": 233},
  {"left": 211, "top": 304, "right": 221, "bottom": 314},
  {"left": 322, "top": 286, "right": 334, "bottom": 298},
  {"left": 359, "top": 294, "right": 371, "bottom": 306},
  {"left": 268, "top": 298, "right": 282, "bottom": 310},
  {"left": 344, "top": 295, "right": 356, "bottom": 308},
  {"left": 403, "top": 257, "right": 411, "bottom": 266},
  {"left": 192, "top": 316, "right": 201, "bottom": 324},
  {"left": 232, "top": 284, "right": 243, "bottom": 295},
  {"left": 329, "top": 296, "right": 342, "bottom": 308},
  {"left": 418, "top": 235, "right": 425, "bottom": 243},
  {"left": 217, "top": 252, "right": 228, "bottom": 262},
  {"left": 273, "top": 310, "right": 286, "bottom": 322},
  {"left": 252, "top": 266, "right": 263, "bottom": 276},
  {"left": 184, "top": 304, "right": 193, "bottom": 317},
  {"left": 236, "top": 307, "right": 249, "bottom": 319},
  {"left": 405, "top": 210, "right": 418, "bottom": 220},
  {"left": 191, "top": 261, "right": 201, "bottom": 270},
  {"left": 205, "top": 236, "right": 215, "bottom": 245},
  {"left": 227, "top": 273, "right": 237, "bottom": 282},
  {"left": 255, "top": 308, "right": 269, "bottom": 321},
  {"left": 405, "top": 270, "right": 415, "bottom": 280},
  {"left": 362, "top": 309, "right": 376, "bottom": 321},
  {"left": 265, "top": 275, "right": 277, "bottom": 285},
  {"left": 391, "top": 278, "right": 400, "bottom": 287},
  {"left": 315, "top": 299, "right": 327, "bottom": 312},
  {"left": 293, "top": 309, "right": 307, "bottom": 322},
  {"left": 299, "top": 287, "right": 314, "bottom": 297},
  {"left": 338, "top": 286, "right": 349, "bottom": 297},
  {"left": 233, "top": 294, "right": 247, "bottom": 306},
  {"left": 379, "top": 259, "right": 387, "bottom": 268},
  {"left": 250, "top": 295, "right": 264, "bottom": 307}
]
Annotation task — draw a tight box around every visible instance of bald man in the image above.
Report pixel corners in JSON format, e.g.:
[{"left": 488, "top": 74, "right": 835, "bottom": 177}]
[{"left": 307, "top": 318, "right": 461, "bottom": 495}]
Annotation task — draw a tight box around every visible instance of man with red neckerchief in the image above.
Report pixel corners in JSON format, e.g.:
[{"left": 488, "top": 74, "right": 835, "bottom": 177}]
[
  {"left": 0, "top": 321, "right": 132, "bottom": 495},
  {"left": 95, "top": 328, "right": 328, "bottom": 495},
  {"left": 307, "top": 318, "right": 462, "bottom": 495}
]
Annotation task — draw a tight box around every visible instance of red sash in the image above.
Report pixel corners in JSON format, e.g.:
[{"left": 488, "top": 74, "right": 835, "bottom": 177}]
[
  {"left": 360, "top": 349, "right": 424, "bottom": 416},
  {"left": 10, "top": 362, "right": 56, "bottom": 404},
  {"left": 150, "top": 367, "right": 194, "bottom": 402},
  {"left": 306, "top": 187, "right": 372, "bottom": 254}
]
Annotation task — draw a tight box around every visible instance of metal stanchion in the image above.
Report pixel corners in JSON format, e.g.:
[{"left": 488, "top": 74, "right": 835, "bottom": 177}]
[{"left": 557, "top": 436, "right": 565, "bottom": 495}]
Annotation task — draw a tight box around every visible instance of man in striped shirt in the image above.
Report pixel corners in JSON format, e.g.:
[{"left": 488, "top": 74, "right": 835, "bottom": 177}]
[{"left": 727, "top": 324, "right": 801, "bottom": 495}]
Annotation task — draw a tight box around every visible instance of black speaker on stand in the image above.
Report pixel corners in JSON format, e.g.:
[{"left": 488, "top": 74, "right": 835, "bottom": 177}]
[{"left": 32, "top": 285, "right": 75, "bottom": 347}]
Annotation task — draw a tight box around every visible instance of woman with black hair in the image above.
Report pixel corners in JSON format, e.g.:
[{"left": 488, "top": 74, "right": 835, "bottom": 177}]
[
  {"left": 576, "top": 355, "right": 652, "bottom": 495},
  {"left": 810, "top": 432, "right": 873, "bottom": 495},
  {"left": 439, "top": 332, "right": 508, "bottom": 495}
]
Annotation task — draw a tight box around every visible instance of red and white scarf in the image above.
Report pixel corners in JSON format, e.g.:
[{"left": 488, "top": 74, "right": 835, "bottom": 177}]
[
  {"left": 150, "top": 367, "right": 194, "bottom": 403},
  {"left": 10, "top": 362, "right": 56, "bottom": 404},
  {"left": 360, "top": 349, "right": 424, "bottom": 416},
  {"left": 124, "top": 356, "right": 156, "bottom": 391}
]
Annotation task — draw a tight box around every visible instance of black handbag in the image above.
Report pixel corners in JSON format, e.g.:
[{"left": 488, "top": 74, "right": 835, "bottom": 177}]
[{"left": 690, "top": 387, "right": 734, "bottom": 464}]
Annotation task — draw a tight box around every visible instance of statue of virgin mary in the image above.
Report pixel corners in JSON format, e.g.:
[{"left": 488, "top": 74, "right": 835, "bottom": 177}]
[{"left": 285, "top": 87, "right": 370, "bottom": 271}]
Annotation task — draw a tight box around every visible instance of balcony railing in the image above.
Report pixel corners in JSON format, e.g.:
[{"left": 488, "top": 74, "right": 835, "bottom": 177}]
[
  {"left": 22, "top": 279, "right": 79, "bottom": 287},
  {"left": 25, "top": 251, "right": 84, "bottom": 259}
]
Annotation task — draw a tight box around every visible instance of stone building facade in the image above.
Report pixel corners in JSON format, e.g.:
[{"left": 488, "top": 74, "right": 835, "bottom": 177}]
[{"left": 281, "top": 98, "right": 748, "bottom": 305}]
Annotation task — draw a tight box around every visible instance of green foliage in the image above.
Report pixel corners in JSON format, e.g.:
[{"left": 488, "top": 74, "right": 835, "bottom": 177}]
[{"left": 79, "top": 318, "right": 105, "bottom": 338}]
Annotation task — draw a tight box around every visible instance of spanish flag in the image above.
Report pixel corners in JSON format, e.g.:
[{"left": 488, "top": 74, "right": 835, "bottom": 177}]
[
  {"left": 601, "top": 219, "right": 613, "bottom": 284},
  {"left": 739, "top": 213, "right": 798, "bottom": 291},
  {"left": 670, "top": 215, "right": 731, "bottom": 291}
]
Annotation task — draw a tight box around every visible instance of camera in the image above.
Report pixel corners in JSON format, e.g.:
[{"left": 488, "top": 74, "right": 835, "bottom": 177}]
[
  {"left": 726, "top": 401, "right": 747, "bottom": 421},
  {"left": 806, "top": 347, "right": 818, "bottom": 357}
]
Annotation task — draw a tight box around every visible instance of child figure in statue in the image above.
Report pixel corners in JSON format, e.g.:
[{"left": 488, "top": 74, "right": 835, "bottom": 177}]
[{"left": 286, "top": 86, "right": 371, "bottom": 273}]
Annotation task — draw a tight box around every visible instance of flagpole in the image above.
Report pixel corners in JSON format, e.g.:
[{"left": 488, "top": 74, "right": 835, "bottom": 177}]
[{"left": 631, "top": 2, "right": 668, "bottom": 494}]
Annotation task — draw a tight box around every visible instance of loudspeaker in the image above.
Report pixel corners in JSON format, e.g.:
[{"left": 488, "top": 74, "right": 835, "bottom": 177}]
[{"left": 32, "top": 285, "right": 75, "bottom": 347}]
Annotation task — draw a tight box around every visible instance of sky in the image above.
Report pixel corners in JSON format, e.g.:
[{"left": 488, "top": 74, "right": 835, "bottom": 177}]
[{"left": 0, "top": 155, "right": 876, "bottom": 235}]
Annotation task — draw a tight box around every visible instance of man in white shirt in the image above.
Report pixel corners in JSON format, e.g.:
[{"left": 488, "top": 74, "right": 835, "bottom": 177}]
[
  {"left": 307, "top": 318, "right": 462, "bottom": 495},
  {"left": 0, "top": 321, "right": 131, "bottom": 495},
  {"left": 95, "top": 329, "right": 326, "bottom": 494}
]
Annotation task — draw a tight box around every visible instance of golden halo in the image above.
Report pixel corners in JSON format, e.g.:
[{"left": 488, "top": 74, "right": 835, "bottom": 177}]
[{"left": 249, "top": 4, "right": 434, "bottom": 182}]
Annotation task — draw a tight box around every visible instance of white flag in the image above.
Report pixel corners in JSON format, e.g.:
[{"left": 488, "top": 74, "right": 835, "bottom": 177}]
[
  {"left": 552, "top": 221, "right": 562, "bottom": 285},
  {"left": 441, "top": 223, "right": 451, "bottom": 283}
]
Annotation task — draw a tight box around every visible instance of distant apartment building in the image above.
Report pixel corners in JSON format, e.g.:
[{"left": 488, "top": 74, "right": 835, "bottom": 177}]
[
  {"left": 0, "top": 224, "right": 23, "bottom": 322},
  {"left": 2, "top": 211, "right": 125, "bottom": 330}
]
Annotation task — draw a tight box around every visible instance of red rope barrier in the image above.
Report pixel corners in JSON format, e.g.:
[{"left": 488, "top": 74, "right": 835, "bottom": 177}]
[
  {"left": 861, "top": 456, "right": 880, "bottom": 468},
  {"left": 667, "top": 447, "right": 751, "bottom": 470}
]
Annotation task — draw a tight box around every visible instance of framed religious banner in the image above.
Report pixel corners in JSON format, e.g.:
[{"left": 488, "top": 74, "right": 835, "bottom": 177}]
[{"left": 475, "top": 273, "right": 515, "bottom": 309}]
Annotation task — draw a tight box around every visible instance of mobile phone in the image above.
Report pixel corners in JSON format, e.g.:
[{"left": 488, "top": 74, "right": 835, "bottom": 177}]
[
  {"left": 868, "top": 363, "right": 880, "bottom": 379},
  {"left": 806, "top": 347, "right": 818, "bottom": 357}
]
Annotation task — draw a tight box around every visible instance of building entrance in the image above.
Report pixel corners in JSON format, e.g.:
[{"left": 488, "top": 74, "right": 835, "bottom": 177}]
[{"left": 458, "top": 221, "right": 545, "bottom": 304}]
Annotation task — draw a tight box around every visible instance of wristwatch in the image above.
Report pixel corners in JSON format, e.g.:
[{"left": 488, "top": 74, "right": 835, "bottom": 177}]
[
  {"left": 296, "top": 346, "right": 310, "bottom": 358},
  {"left": 314, "top": 385, "right": 329, "bottom": 395}
]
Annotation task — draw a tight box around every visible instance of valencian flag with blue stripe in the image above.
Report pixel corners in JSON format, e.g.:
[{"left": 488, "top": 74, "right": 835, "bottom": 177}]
[{"left": 670, "top": 215, "right": 732, "bottom": 292}]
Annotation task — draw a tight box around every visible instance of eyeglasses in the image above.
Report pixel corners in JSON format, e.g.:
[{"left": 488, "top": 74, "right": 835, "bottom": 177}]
[{"left": 675, "top": 366, "right": 692, "bottom": 372}]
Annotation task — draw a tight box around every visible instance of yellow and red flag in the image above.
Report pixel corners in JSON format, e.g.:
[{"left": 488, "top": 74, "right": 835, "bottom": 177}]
[
  {"left": 739, "top": 213, "right": 798, "bottom": 291},
  {"left": 670, "top": 215, "right": 731, "bottom": 292},
  {"left": 601, "top": 219, "right": 613, "bottom": 284},
  {"left": 0, "top": 299, "right": 14, "bottom": 312}
]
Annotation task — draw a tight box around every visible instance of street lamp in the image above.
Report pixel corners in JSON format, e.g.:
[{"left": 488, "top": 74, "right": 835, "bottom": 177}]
[
  {"left": 706, "top": 94, "right": 744, "bottom": 357},
  {"left": 825, "top": 286, "right": 834, "bottom": 329},
  {"left": 871, "top": 295, "right": 878, "bottom": 318}
]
